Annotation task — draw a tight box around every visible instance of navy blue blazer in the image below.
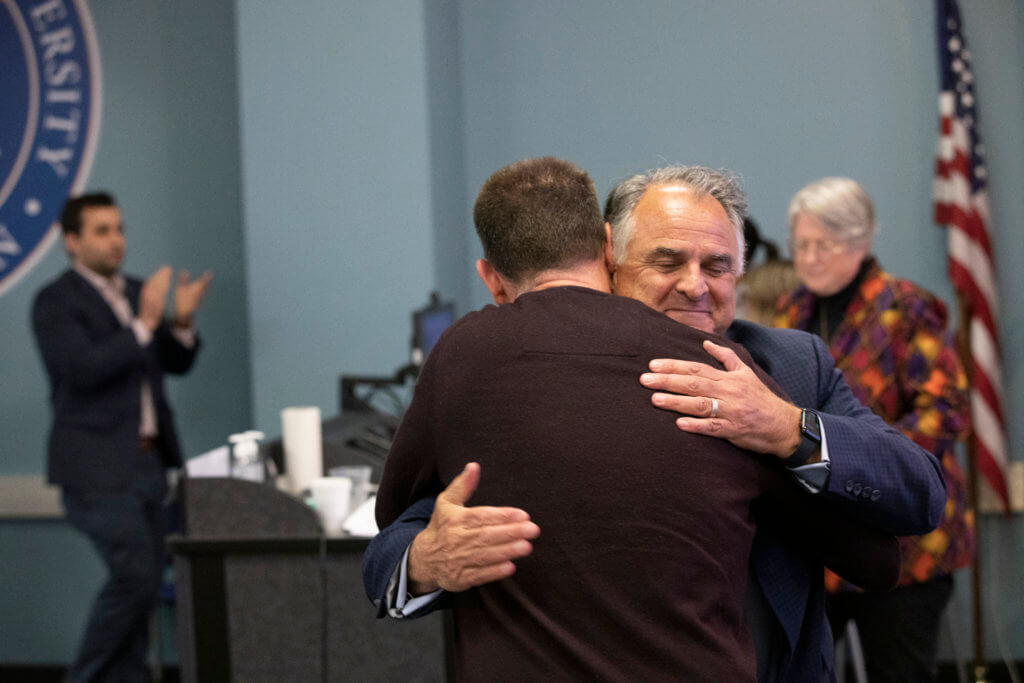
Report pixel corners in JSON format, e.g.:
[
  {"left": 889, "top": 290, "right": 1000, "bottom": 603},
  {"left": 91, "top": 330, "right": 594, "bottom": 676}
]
[
  {"left": 727, "top": 320, "right": 944, "bottom": 680},
  {"left": 32, "top": 269, "right": 199, "bottom": 491},
  {"left": 362, "top": 320, "right": 946, "bottom": 681}
]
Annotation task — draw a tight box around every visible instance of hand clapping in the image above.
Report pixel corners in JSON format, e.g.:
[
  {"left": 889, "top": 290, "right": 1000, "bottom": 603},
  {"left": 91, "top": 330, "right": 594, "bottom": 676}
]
[{"left": 173, "top": 270, "right": 212, "bottom": 327}]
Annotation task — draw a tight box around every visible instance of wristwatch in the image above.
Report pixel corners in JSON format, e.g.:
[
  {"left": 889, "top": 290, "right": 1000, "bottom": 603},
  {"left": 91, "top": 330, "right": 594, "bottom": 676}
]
[{"left": 786, "top": 408, "right": 821, "bottom": 468}]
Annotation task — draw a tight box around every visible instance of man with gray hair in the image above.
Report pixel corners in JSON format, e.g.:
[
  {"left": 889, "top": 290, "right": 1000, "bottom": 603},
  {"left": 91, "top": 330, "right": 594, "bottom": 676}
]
[
  {"left": 365, "top": 163, "right": 946, "bottom": 681},
  {"left": 376, "top": 156, "right": 904, "bottom": 679}
]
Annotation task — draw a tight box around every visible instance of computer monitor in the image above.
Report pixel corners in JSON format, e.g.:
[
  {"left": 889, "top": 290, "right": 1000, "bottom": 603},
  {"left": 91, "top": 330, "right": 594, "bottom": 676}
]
[{"left": 411, "top": 294, "right": 455, "bottom": 366}]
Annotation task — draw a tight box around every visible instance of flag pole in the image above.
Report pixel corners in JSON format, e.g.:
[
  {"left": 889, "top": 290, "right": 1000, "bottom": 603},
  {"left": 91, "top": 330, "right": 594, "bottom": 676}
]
[{"left": 956, "top": 292, "right": 988, "bottom": 683}]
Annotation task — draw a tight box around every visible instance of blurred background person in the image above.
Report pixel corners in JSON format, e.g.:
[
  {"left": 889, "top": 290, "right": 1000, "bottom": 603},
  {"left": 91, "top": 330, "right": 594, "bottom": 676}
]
[
  {"left": 739, "top": 218, "right": 800, "bottom": 326},
  {"left": 774, "top": 177, "right": 974, "bottom": 683},
  {"left": 31, "top": 192, "right": 211, "bottom": 682}
]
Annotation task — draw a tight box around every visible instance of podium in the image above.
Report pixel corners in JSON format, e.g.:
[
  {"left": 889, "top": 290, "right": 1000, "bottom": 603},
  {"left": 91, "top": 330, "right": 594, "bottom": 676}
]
[{"left": 170, "top": 477, "right": 449, "bottom": 682}]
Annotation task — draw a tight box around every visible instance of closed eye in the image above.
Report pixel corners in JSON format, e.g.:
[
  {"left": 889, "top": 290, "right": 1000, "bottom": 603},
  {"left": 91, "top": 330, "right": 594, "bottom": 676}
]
[
  {"left": 646, "top": 247, "right": 685, "bottom": 272},
  {"left": 703, "top": 254, "right": 734, "bottom": 277}
]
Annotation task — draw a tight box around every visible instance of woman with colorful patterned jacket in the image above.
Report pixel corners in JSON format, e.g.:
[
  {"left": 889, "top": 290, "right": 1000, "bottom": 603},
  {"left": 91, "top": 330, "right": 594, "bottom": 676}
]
[{"left": 774, "top": 177, "right": 973, "bottom": 683}]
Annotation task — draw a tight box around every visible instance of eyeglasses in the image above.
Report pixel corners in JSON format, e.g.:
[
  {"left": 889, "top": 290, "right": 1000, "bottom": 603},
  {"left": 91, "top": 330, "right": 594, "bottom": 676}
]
[{"left": 789, "top": 238, "right": 850, "bottom": 257}]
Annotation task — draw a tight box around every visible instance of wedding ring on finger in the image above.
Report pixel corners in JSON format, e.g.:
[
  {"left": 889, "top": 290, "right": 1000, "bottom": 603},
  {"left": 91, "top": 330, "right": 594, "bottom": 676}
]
[{"left": 710, "top": 397, "right": 719, "bottom": 419}]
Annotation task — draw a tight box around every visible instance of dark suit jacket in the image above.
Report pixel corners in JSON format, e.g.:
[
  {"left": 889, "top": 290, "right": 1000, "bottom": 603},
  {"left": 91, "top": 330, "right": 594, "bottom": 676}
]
[
  {"left": 32, "top": 269, "right": 199, "bottom": 491},
  {"left": 362, "top": 318, "right": 944, "bottom": 681},
  {"left": 724, "top": 320, "right": 945, "bottom": 681}
]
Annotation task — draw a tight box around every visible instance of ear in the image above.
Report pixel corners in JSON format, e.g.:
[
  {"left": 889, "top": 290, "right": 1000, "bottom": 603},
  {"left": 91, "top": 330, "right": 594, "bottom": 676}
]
[
  {"left": 603, "top": 223, "right": 616, "bottom": 274},
  {"left": 63, "top": 232, "right": 79, "bottom": 258},
  {"left": 475, "top": 259, "right": 512, "bottom": 304},
  {"left": 853, "top": 239, "right": 872, "bottom": 263}
]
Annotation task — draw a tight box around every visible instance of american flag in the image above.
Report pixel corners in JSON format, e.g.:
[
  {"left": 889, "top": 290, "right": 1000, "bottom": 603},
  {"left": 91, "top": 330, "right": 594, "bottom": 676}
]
[{"left": 933, "top": 0, "right": 1009, "bottom": 507}]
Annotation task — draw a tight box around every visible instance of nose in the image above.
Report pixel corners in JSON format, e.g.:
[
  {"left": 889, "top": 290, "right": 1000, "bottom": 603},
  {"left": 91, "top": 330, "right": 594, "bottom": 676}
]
[
  {"left": 793, "top": 244, "right": 824, "bottom": 266},
  {"left": 674, "top": 263, "right": 708, "bottom": 300}
]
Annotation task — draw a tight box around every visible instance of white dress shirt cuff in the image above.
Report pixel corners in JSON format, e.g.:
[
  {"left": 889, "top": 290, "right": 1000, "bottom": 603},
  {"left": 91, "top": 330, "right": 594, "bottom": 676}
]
[
  {"left": 791, "top": 420, "right": 831, "bottom": 493},
  {"left": 131, "top": 319, "right": 153, "bottom": 346},
  {"left": 171, "top": 324, "right": 197, "bottom": 348},
  {"left": 385, "top": 544, "right": 444, "bottom": 618}
]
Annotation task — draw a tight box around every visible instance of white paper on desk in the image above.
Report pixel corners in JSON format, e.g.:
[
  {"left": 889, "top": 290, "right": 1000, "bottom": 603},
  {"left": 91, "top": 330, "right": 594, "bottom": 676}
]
[
  {"left": 343, "top": 495, "right": 379, "bottom": 537},
  {"left": 185, "top": 446, "right": 231, "bottom": 478}
]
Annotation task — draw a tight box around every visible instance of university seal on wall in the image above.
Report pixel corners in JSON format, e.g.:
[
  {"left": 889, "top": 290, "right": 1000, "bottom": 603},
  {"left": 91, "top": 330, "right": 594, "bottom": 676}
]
[{"left": 0, "top": 0, "right": 101, "bottom": 296}]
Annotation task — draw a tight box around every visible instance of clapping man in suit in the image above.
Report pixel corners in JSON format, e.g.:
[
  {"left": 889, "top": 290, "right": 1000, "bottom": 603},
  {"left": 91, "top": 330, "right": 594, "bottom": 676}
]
[{"left": 32, "top": 192, "right": 211, "bottom": 682}]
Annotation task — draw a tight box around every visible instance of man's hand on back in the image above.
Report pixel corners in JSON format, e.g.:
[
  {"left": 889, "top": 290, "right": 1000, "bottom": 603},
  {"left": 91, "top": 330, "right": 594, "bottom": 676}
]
[
  {"left": 641, "top": 340, "right": 803, "bottom": 460},
  {"left": 407, "top": 462, "right": 541, "bottom": 595}
]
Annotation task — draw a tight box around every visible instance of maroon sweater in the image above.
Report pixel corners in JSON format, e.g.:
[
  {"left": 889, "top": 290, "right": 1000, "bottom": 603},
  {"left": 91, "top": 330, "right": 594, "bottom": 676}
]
[{"left": 376, "top": 287, "right": 895, "bottom": 682}]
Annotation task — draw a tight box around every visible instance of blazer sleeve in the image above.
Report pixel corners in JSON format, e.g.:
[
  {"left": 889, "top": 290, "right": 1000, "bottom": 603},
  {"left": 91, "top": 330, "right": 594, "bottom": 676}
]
[
  {"left": 362, "top": 497, "right": 452, "bottom": 618},
  {"left": 32, "top": 282, "right": 152, "bottom": 392},
  {"left": 756, "top": 477, "right": 900, "bottom": 591},
  {"left": 808, "top": 333, "right": 946, "bottom": 535},
  {"left": 729, "top": 321, "right": 946, "bottom": 537},
  {"left": 154, "top": 322, "right": 201, "bottom": 375}
]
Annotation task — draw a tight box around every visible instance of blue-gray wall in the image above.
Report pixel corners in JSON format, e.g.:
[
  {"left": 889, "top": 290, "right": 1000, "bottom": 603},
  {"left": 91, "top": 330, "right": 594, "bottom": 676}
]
[
  {"left": 458, "top": 1, "right": 954, "bottom": 308},
  {"left": 235, "top": 1, "right": 442, "bottom": 433},
  {"left": 2, "top": 0, "right": 1021, "bottom": 667}
]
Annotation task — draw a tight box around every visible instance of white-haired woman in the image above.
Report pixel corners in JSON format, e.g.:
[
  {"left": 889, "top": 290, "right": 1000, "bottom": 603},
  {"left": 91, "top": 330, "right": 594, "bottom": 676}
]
[{"left": 774, "top": 177, "right": 973, "bottom": 683}]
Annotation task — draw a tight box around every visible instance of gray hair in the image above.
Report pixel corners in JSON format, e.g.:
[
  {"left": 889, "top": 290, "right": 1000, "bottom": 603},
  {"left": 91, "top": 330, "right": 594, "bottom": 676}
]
[
  {"left": 787, "top": 177, "right": 875, "bottom": 245},
  {"left": 604, "top": 165, "right": 748, "bottom": 274}
]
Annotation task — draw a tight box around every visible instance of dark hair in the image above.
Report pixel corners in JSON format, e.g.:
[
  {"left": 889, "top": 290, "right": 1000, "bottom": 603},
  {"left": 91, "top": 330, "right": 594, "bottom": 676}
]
[
  {"left": 743, "top": 217, "right": 780, "bottom": 266},
  {"left": 60, "top": 192, "right": 117, "bottom": 235},
  {"left": 473, "top": 157, "right": 604, "bottom": 282}
]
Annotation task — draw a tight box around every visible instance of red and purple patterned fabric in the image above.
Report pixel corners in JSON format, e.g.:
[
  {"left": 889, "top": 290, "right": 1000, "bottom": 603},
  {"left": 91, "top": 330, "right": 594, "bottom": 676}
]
[{"left": 775, "top": 258, "right": 974, "bottom": 588}]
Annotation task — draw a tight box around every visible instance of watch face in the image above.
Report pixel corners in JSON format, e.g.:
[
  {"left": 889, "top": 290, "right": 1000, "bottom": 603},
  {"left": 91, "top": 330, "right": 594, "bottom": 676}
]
[{"left": 802, "top": 410, "right": 821, "bottom": 441}]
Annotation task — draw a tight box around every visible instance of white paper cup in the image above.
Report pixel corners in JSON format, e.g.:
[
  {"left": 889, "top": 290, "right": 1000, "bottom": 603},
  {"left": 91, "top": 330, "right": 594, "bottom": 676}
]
[
  {"left": 310, "top": 476, "right": 353, "bottom": 537},
  {"left": 328, "top": 465, "right": 373, "bottom": 515}
]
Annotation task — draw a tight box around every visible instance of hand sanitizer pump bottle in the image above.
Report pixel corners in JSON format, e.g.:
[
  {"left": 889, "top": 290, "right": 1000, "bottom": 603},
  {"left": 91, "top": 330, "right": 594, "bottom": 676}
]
[{"left": 228, "top": 430, "right": 266, "bottom": 482}]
